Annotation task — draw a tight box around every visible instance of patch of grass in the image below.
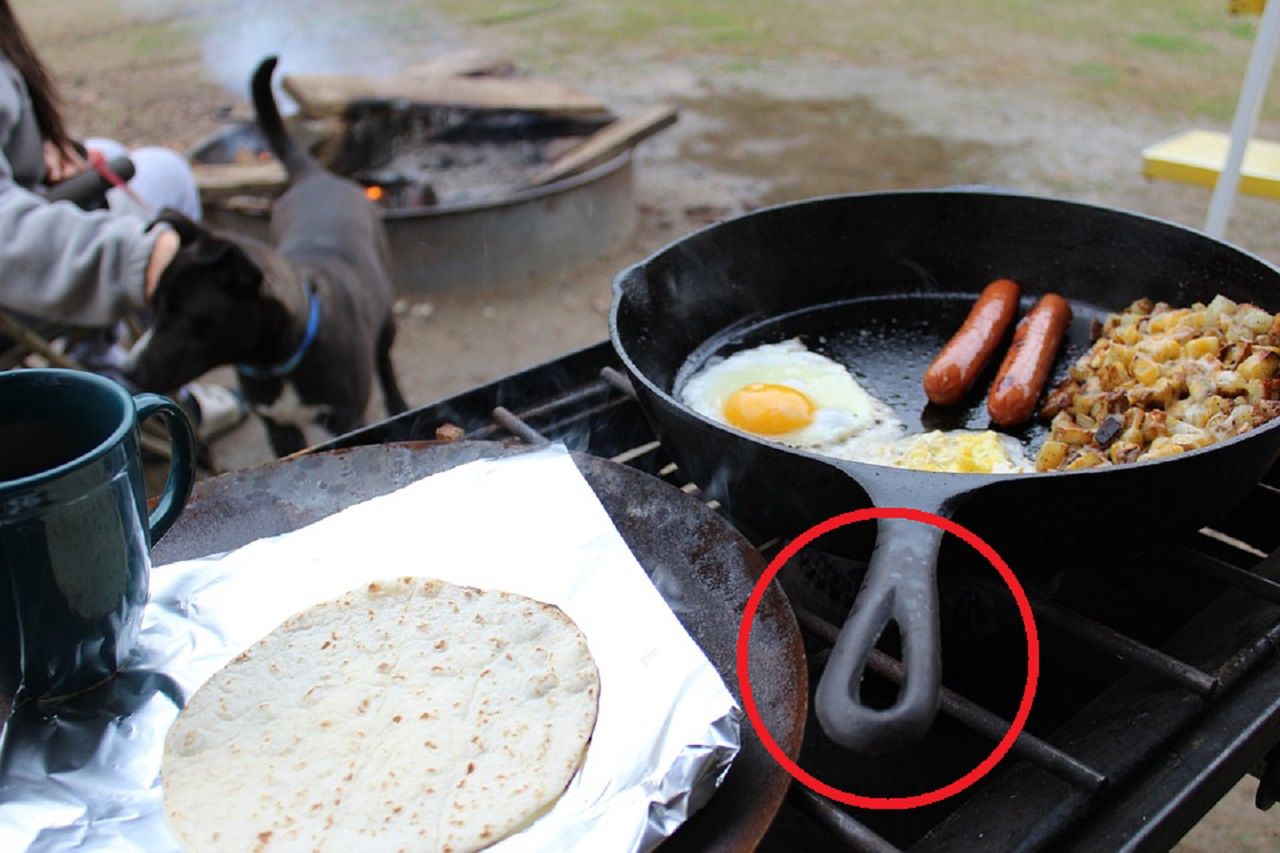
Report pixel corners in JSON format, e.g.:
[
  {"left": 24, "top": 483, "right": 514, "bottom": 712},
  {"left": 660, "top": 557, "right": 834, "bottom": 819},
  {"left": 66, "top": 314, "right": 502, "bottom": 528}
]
[
  {"left": 1130, "top": 31, "right": 1212, "bottom": 55},
  {"left": 1227, "top": 20, "right": 1257, "bottom": 39},
  {"left": 129, "top": 27, "right": 177, "bottom": 58},
  {"left": 471, "top": 2, "right": 566, "bottom": 27},
  {"left": 677, "top": 6, "right": 766, "bottom": 47},
  {"left": 1069, "top": 61, "right": 1120, "bottom": 88},
  {"left": 426, "top": 0, "right": 1280, "bottom": 127},
  {"left": 1185, "top": 94, "right": 1241, "bottom": 124}
]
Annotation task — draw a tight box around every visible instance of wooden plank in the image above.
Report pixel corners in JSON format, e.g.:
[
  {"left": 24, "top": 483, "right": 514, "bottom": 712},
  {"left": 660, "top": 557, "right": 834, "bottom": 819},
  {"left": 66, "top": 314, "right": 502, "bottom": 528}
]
[
  {"left": 1142, "top": 128, "right": 1280, "bottom": 201},
  {"left": 282, "top": 73, "right": 610, "bottom": 119},
  {"left": 525, "top": 104, "right": 678, "bottom": 187},
  {"left": 400, "top": 49, "right": 515, "bottom": 79},
  {"left": 192, "top": 162, "right": 288, "bottom": 201}
]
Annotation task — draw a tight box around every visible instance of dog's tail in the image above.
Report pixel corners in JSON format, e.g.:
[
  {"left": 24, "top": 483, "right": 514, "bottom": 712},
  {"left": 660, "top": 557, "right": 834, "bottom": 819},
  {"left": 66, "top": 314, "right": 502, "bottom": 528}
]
[{"left": 251, "top": 55, "right": 314, "bottom": 179}]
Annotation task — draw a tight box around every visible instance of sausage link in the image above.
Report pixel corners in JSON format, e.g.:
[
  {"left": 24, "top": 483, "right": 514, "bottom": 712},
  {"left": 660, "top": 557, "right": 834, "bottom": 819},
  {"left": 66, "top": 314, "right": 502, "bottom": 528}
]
[
  {"left": 987, "top": 293, "right": 1073, "bottom": 428},
  {"left": 923, "top": 278, "right": 1022, "bottom": 405}
]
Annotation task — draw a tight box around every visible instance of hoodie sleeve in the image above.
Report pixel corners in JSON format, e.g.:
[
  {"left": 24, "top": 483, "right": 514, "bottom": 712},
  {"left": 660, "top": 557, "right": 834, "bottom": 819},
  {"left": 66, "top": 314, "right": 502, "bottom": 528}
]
[{"left": 0, "top": 61, "right": 157, "bottom": 328}]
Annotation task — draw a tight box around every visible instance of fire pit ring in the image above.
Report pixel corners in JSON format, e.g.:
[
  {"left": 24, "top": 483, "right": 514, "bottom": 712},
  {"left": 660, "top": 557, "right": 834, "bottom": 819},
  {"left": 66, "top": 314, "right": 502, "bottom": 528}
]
[{"left": 189, "top": 118, "right": 637, "bottom": 294}]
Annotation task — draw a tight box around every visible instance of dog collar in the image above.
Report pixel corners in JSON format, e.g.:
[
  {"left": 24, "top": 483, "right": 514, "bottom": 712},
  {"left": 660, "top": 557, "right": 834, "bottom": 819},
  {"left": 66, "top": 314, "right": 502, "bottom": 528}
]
[{"left": 237, "top": 283, "right": 321, "bottom": 380}]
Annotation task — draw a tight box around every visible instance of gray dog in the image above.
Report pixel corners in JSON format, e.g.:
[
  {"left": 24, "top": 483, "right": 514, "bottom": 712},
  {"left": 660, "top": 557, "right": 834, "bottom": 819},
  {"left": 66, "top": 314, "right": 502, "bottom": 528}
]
[{"left": 129, "top": 56, "right": 406, "bottom": 455}]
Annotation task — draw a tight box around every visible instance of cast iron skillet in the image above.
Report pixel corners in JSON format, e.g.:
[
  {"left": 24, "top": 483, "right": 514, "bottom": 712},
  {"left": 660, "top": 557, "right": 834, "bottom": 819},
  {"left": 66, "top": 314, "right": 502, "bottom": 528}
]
[{"left": 610, "top": 189, "right": 1280, "bottom": 755}]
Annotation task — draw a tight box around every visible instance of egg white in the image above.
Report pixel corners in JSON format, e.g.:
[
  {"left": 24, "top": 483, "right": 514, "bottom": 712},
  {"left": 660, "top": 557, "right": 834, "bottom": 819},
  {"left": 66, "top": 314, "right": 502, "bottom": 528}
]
[{"left": 680, "top": 339, "right": 882, "bottom": 448}]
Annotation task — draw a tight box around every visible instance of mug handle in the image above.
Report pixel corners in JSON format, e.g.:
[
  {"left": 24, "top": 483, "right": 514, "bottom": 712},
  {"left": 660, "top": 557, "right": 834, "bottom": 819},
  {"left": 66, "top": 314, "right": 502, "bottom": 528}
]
[{"left": 133, "top": 393, "right": 197, "bottom": 544}]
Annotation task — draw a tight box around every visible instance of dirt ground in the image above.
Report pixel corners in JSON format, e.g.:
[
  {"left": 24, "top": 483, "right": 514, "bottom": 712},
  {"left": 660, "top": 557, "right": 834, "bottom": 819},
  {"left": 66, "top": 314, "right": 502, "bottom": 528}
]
[{"left": 16, "top": 0, "right": 1280, "bottom": 847}]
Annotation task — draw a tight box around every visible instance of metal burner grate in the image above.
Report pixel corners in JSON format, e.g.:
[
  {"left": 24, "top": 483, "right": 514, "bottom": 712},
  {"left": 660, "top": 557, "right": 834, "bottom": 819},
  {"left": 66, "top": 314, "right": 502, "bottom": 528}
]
[{"left": 322, "top": 341, "right": 1280, "bottom": 851}]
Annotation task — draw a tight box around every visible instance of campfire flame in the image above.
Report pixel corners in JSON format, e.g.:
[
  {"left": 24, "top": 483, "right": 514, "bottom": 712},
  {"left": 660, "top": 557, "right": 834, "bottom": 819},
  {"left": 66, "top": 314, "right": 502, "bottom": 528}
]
[{"left": 365, "top": 185, "right": 384, "bottom": 202}]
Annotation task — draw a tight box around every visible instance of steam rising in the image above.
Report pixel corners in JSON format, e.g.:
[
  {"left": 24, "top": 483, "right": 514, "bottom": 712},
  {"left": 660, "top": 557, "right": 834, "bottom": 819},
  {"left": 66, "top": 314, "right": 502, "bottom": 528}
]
[{"left": 118, "top": 0, "right": 463, "bottom": 109}]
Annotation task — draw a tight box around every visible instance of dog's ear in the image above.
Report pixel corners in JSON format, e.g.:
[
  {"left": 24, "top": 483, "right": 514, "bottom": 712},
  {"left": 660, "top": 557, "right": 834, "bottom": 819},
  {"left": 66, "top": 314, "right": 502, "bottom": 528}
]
[
  {"left": 154, "top": 218, "right": 264, "bottom": 299},
  {"left": 218, "top": 240, "right": 264, "bottom": 297},
  {"left": 148, "top": 208, "right": 201, "bottom": 244}
]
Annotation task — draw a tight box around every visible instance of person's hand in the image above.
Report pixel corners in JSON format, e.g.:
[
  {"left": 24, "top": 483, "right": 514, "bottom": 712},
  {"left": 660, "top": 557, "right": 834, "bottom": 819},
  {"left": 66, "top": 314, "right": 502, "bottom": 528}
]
[
  {"left": 42, "top": 141, "right": 87, "bottom": 184},
  {"left": 145, "top": 228, "right": 181, "bottom": 299}
]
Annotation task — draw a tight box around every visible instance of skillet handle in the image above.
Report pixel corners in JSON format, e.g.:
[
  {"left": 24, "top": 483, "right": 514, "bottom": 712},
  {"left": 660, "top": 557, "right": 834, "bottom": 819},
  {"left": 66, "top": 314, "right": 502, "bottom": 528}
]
[{"left": 814, "top": 516, "right": 943, "bottom": 753}]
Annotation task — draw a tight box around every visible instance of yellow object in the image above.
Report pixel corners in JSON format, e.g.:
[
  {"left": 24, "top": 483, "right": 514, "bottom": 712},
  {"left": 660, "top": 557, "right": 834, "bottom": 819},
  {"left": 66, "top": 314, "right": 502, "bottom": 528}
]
[
  {"left": 1229, "top": 0, "right": 1266, "bottom": 16},
  {"left": 723, "top": 383, "right": 815, "bottom": 435},
  {"left": 1142, "top": 129, "right": 1280, "bottom": 199},
  {"left": 896, "top": 430, "right": 1025, "bottom": 474}
]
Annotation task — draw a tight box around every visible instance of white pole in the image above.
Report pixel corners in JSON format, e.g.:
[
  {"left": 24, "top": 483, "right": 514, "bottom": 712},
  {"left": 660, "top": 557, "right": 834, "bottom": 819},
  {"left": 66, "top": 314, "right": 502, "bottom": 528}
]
[{"left": 1205, "top": 0, "right": 1280, "bottom": 238}]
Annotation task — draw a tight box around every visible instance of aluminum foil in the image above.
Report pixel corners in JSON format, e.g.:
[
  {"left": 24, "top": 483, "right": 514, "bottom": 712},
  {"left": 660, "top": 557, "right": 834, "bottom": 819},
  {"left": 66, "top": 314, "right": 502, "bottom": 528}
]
[{"left": 0, "top": 445, "right": 742, "bottom": 851}]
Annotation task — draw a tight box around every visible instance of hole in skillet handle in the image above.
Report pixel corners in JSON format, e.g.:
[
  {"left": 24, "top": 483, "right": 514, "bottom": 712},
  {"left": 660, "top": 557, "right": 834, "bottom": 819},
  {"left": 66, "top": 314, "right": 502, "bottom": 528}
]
[{"left": 813, "top": 473, "right": 967, "bottom": 755}]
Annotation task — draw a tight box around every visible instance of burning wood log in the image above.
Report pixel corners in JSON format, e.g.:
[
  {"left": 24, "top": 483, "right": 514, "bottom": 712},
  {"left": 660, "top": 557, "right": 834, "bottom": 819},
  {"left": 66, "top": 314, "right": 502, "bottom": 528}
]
[
  {"left": 524, "top": 104, "right": 678, "bottom": 188},
  {"left": 281, "top": 74, "right": 611, "bottom": 119}
]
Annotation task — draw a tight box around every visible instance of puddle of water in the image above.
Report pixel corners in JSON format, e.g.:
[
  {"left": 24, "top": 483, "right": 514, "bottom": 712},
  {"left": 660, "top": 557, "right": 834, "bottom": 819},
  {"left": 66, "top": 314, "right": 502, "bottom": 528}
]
[{"left": 678, "top": 91, "right": 1001, "bottom": 205}]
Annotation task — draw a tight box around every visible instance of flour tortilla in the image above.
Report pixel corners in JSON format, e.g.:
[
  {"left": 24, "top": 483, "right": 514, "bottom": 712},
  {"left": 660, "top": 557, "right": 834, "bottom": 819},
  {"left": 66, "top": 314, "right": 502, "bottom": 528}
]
[{"left": 162, "top": 577, "right": 600, "bottom": 852}]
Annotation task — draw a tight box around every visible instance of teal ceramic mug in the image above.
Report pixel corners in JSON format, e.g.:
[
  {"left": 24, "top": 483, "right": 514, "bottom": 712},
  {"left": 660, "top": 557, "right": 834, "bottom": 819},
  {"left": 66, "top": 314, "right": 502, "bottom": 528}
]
[{"left": 0, "top": 369, "right": 195, "bottom": 700}]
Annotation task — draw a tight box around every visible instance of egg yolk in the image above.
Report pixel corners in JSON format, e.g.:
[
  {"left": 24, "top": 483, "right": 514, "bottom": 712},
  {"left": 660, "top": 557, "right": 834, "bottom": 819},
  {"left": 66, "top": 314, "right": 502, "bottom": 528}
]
[{"left": 723, "top": 383, "right": 815, "bottom": 435}]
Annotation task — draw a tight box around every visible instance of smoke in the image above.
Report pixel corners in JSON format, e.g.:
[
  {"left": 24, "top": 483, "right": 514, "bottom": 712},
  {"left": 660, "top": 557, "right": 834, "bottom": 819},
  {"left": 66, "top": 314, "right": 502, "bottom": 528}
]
[{"left": 117, "top": 0, "right": 465, "bottom": 110}]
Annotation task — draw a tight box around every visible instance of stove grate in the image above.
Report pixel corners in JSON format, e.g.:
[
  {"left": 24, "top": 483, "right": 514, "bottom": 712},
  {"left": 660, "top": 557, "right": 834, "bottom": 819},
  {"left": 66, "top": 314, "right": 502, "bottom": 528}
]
[{"left": 322, "top": 341, "right": 1280, "bottom": 851}]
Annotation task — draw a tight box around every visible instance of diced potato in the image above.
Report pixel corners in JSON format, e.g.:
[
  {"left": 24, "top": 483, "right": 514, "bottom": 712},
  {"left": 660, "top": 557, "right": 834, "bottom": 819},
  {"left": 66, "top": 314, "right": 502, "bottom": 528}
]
[
  {"left": 1172, "top": 432, "right": 1212, "bottom": 450},
  {"left": 1100, "top": 362, "right": 1130, "bottom": 390},
  {"left": 1184, "top": 336, "right": 1220, "bottom": 359},
  {"left": 1214, "top": 370, "right": 1248, "bottom": 397},
  {"left": 1035, "top": 440, "right": 1068, "bottom": 472},
  {"left": 1138, "top": 335, "right": 1182, "bottom": 362},
  {"left": 1103, "top": 343, "right": 1135, "bottom": 368},
  {"left": 1205, "top": 294, "right": 1237, "bottom": 319},
  {"left": 1065, "top": 451, "right": 1107, "bottom": 470},
  {"left": 1151, "top": 377, "right": 1178, "bottom": 406},
  {"left": 1252, "top": 400, "right": 1280, "bottom": 425},
  {"left": 1228, "top": 406, "right": 1255, "bottom": 432},
  {"left": 1140, "top": 439, "right": 1185, "bottom": 460},
  {"left": 1071, "top": 393, "right": 1097, "bottom": 416},
  {"left": 1108, "top": 441, "right": 1141, "bottom": 465},
  {"left": 1059, "top": 423, "right": 1093, "bottom": 446},
  {"left": 1222, "top": 342, "right": 1251, "bottom": 365},
  {"left": 1132, "top": 357, "right": 1160, "bottom": 386},
  {"left": 1238, "top": 305, "right": 1273, "bottom": 335},
  {"left": 1238, "top": 349, "right": 1278, "bottom": 380},
  {"left": 1035, "top": 293, "right": 1277, "bottom": 472},
  {"left": 1150, "top": 308, "right": 1190, "bottom": 333}
]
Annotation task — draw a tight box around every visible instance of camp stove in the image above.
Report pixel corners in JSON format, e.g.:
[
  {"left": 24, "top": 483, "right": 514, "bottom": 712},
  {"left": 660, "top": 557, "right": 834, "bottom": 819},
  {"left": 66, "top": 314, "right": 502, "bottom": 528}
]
[{"left": 320, "top": 340, "right": 1280, "bottom": 850}]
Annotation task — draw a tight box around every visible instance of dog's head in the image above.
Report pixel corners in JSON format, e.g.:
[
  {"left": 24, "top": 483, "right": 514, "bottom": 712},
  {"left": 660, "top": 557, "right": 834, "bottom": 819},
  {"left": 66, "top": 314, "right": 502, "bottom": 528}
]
[{"left": 127, "top": 209, "right": 293, "bottom": 393}]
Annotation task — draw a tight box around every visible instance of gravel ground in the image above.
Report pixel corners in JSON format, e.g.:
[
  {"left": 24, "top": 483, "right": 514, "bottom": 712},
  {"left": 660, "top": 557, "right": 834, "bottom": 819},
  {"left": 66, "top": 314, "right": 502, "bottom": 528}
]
[{"left": 15, "top": 1, "right": 1280, "bottom": 846}]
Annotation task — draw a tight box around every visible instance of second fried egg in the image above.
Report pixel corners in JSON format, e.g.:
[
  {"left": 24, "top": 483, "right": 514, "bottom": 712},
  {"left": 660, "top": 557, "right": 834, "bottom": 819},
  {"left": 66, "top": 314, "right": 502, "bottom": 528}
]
[{"left": 680, "top": 339, "right": 881, "bottom": 447}]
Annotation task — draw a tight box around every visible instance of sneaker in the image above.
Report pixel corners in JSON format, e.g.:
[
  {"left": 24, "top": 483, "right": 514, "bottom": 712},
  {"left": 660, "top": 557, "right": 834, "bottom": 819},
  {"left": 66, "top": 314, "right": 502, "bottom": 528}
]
[{"left": 177, "top": 383, "right": 249, "bottom": 442}]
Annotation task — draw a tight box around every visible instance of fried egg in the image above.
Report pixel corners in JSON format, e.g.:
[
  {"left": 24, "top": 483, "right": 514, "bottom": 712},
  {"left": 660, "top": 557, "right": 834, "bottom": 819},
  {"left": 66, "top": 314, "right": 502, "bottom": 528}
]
[
  {"left": 869, "top": 429, "right": 1033, "bottom": 474},
  {"left": 680, "top": 339, "right": 882, "bottom": 447}
]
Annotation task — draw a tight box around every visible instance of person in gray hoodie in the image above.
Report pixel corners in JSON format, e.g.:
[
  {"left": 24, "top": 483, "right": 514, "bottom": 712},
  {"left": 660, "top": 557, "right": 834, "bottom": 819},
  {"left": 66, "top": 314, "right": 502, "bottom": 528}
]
[
  {"left": 1, "top": 1, "right": 247, "bottom": 438},
  {"left": 0, "top": 0, "right": 186, "bottom": 327}
]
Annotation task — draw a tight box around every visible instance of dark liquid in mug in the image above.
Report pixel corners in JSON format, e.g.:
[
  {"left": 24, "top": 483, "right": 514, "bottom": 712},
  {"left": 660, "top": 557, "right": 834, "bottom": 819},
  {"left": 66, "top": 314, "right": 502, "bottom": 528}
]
[{"left": 0, "top": 422, "right": 100, "bottom": 481}]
